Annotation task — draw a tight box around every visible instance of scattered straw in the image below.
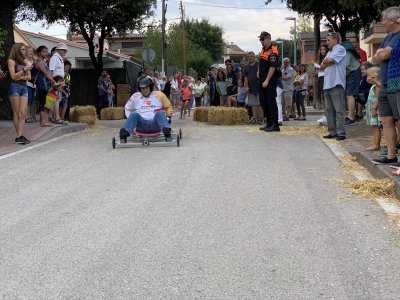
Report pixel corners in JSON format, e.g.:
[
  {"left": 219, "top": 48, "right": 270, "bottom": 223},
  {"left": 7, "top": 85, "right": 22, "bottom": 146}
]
[
  {"left": 78, "top": 115, "right": 96, "bottom": 127},
  {"left": 344, "top": 177, "right": 396, "bottom": 199},
  {"left": 100, "top": 107, "right": 125, "bottom": 120},
  {"left": 279, "top": 125, "right": 326, "bottom": 136}
]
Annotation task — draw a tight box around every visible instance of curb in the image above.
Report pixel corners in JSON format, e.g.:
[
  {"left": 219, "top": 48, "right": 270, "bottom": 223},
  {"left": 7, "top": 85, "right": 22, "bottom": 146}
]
[{"left": 36, "top": 122, "right": 87, "bottom": 142}]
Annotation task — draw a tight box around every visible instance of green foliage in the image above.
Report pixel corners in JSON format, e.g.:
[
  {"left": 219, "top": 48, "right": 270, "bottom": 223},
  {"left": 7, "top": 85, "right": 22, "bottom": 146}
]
[
  {"left": 22, "top": 0, "right": 156, "bottom": 72},
  {"left": 266, "top": 0, "right": 383, "bottom": 41},
  {"left": 0, "top": 28, "right": 6, "bottom": 58},
  {"left": 289, "top": 16, "right": 313, "bottom": 38},
  {"left": 183, "top": 18, "right": 224, "bottom": 61}
]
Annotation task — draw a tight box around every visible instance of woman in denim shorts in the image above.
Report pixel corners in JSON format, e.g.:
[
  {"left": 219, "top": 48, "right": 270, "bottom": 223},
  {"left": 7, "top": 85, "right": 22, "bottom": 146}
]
[{"left": 7, "top": 43, "right": 33, "bottom": 145}]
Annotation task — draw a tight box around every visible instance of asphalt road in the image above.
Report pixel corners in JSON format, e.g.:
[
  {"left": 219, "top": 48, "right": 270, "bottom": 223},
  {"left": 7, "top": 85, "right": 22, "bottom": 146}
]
[{"left": 1, "top": 117, "right": 400, "bottom": 299}]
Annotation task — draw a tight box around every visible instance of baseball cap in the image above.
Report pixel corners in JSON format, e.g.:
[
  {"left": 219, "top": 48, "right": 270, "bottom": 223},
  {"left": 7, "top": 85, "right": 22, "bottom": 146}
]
[
  {"left": 56, "top": 42, "right": 68, "bottom": 51},
  {"left": 258, "top": 31, "right": 271, "bottom": 39}
]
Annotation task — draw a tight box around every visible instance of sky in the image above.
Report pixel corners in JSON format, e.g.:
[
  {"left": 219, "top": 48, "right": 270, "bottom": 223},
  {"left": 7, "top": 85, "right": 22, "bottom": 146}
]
[{"left": 17, "top": 0, "right": 298, "bottom": 54}]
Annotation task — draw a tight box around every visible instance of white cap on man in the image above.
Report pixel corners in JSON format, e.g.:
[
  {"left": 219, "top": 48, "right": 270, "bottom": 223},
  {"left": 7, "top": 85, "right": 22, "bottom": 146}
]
[{"left": 56, "top": 42, "right": 68, "bottom": 51}]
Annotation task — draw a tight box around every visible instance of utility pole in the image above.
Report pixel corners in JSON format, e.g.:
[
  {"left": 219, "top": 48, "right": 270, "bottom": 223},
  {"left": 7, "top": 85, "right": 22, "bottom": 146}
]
[
  {"left": 180, "top": 1, "right": 186, "bottom": 75},
  {"left": 161, "top": 0, "right": 167, "bottom": 76}
]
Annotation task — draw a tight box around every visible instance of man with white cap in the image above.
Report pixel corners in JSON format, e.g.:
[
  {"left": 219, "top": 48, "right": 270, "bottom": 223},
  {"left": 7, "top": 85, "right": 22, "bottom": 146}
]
[{"left": 49, "top": 42, "right": 68, "bottom": 124}]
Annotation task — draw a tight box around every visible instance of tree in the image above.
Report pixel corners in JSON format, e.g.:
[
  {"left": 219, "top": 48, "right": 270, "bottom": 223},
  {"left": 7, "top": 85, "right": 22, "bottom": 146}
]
[
  {"left": 184, "top": 18, "right": 224, "bottom": 62},
  {"left": 22, "top": 0, "right": 157, "bottom": 74},
  {"left": 266, "top": 0, "right": 385, "bottom": 41},
  {"left": 289, "top": 16, "right": 313, "bottom": 38}
]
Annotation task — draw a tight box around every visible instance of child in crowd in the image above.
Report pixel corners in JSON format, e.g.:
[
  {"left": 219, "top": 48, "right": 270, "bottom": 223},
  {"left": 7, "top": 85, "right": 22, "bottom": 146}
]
[
  {"left": 216, "top": 70, "right": 228, "bottom": 106},
  {"left": 44, "top": 75, "right": 63, "bottom": 125},
  {"left": 106, "top": 74, "right": 115, "bottom": 107},
  {"left": 365, "top": 66, "right": 381, "bottom": 151},
  {"left": 180, "top": 79, "right": 191, "bottom": 118},
  {"left": 227, "top": 78, "right": 246, "bottom": 107},
  {"left": 59, "top": 77, "right": 70, "bottom": 124},
  {"left": 202, "top": 83, "right": 210, "bottom": 106}
]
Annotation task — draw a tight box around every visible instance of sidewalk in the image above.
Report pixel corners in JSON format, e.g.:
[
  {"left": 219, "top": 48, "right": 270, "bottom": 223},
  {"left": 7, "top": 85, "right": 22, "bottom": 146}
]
[{"left": 0, "top": 120, "right": 87, "bottom": 156}]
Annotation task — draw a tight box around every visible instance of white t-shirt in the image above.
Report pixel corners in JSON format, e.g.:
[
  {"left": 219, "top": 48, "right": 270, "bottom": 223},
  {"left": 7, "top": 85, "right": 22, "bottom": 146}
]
[
  {"left": 49, "top": 52, "right": 65, "bottom": 77},
  {"left": 125, "top": 91, "right": 165, "bottom": 120}
]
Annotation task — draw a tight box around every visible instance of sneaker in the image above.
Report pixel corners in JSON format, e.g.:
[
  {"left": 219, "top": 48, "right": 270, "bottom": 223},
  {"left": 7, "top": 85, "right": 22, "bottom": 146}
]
[
  {"left": 20, "top": 135, "right": 30, "bottom": 144},
  {"left": 336, "top": 135, "right": 346, "bottom": 141},
  {"left": 323, "top": 134, "right": 337, "bottom": 139},
  {"left": 15, "top": 136, "right": 26, "bottom": 145},
  {"left": 265, "top": 124, "right": 280, "bottom": 132},
  {"left": 345, "top": 118, "right": 356, "bottom": 126},
  {"left": 162, "top": 127, "right": 172, "bottom": 138},
  {"left": 317, "top": 115, "right": 327, "bottom": 123},
  {"left": 119, "top": 128, "right": 130, "bottom": 139},
  {"left": 378, "top": 148, "right": 399, "bottom": 157},
  {"left": 249, "top": 118, "right": 257, "bottom": 125},
  {"left": 373, "top": 156, "right": 398, "bottom": 165}
]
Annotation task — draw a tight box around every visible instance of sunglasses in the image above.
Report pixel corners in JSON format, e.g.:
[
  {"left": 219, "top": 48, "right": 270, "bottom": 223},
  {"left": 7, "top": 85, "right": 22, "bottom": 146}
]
[{"left": 259, "top": 38, "right": 265, "bottom": 41}]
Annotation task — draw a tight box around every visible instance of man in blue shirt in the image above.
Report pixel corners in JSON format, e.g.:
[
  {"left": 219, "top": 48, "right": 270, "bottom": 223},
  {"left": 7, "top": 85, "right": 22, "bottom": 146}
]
[
  {"left": 320, "top": 32, "right": 347, "bottom": 141},
  {"left": 372, "top": 6, "right": 400, "bottom": 165},
  {"left": 98, "top": 70, "right": 109, "bottom": 117}
]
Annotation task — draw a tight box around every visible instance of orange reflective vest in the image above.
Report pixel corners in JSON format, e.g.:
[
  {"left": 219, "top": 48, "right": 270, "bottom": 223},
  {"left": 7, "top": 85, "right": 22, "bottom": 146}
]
[{"left": 260, "top": 46, "right": 279, "bottom": 61}]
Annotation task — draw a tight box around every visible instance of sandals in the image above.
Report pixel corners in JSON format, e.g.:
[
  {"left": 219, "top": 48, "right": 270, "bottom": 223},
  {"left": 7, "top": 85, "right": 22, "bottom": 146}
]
[
  {"left": 25, "top": 118, "right": 35, "bottom": 123},
  {"left": 40, "top": 122, "right": 53, "bottom": 127},
  {"left": 366, "top": 146, "right": 381, "bottom": 151}
]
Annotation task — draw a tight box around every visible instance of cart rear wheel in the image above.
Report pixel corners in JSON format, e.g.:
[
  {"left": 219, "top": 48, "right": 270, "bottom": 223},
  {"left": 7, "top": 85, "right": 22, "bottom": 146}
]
[{"left": 112, "top": 137, "right": 116, "bottom": 149}]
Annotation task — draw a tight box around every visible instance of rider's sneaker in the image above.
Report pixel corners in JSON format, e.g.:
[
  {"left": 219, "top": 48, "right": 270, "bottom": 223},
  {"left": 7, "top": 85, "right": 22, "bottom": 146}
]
[
  {"left": 162, "top": 127, "right": 172, "bottom": 138},
  {"left": 119, "top": 128, "right": 130, "bottom": 140}
]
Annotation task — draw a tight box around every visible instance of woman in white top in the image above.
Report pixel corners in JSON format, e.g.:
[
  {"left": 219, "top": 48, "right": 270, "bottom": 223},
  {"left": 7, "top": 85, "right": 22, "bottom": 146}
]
[{"left": 294, "top": 64, "right": 308, "bottom": 120}]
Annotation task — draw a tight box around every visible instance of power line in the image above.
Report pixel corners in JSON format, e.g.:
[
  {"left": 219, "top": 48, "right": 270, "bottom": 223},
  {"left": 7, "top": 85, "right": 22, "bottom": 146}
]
[{"left": 170, "top": 0, "right": 286, "bottom": 10}]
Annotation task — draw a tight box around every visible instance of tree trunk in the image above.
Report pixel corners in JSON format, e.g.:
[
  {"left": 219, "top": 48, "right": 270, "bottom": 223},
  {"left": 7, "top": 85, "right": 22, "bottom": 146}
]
[{"left": 313, "top": 14, "right": 321, "bottom": 109}]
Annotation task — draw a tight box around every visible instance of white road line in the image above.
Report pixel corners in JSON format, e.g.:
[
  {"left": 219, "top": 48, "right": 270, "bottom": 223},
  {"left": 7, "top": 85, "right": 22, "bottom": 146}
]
[{"left": 0, "top": 132, "right": 79, "bottom": 161}]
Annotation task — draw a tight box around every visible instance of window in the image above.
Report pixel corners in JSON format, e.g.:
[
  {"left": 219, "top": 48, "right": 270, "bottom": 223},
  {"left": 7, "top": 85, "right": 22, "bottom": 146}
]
[
  {"left": 304, "top": 44, "right": 314, "bottom": 52},
  {"left": 121, "top": 42, "right": 142, "bottom": 49}
]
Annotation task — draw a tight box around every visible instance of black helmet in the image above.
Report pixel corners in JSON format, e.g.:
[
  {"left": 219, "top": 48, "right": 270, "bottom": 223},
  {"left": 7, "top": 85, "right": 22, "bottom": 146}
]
[{"left": 137, "top": 76, "right": 154, "bottom": 92}]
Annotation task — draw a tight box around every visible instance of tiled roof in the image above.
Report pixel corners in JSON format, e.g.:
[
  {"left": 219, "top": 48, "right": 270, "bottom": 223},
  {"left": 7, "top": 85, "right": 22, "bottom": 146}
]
[
  {"left": 21, "top": 29, "right": 133, "bottom": 60},
  {"left": 108, "top": 33, "right": 146, "bottom": 39},
  {"left": 226, "top": 44, "right": 246, "bottom": 55},
  {"left": 298, "top": 31, "right": 357, "bottom": 40}
]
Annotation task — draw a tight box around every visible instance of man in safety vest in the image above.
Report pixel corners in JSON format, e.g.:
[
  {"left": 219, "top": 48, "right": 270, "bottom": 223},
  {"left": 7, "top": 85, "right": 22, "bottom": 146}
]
[{"left": 258, "top": 31, "right": 280, "bottom": 132}]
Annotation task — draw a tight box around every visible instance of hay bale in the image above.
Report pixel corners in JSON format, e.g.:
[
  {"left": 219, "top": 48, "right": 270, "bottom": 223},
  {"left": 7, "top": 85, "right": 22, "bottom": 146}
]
[
  {"left": 100, "top": 107, "right": 125, "bottom": 120},
  {"left": 75, "top": 105, "right": 97, "bottom": 118},
  {"left": 68, "top": 107, "right": 77, "bottom": 122},
  {"left": 69, "top": 105, "right": 97, "bottom": 126},
  {"left": 193, "top": 107, "right": 211, "bottom": 122},
  {"left": 78, "top": 115, "right": 96, "bottom": 127},
  {"left": 208, "top": 107, "right": 248, "bottom": 125}
]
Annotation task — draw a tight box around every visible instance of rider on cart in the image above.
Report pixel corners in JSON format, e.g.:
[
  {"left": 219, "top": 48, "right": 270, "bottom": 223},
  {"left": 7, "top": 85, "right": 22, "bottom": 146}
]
[{"left": 119, "top": 76, "right": 173, "bottom": 140}]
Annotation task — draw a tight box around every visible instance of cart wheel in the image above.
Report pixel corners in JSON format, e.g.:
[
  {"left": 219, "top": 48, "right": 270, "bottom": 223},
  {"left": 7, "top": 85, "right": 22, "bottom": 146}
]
[
  {"left": 179, "top": 128, "right": 182, "bottom": 139},
  {"left": 177, "top": 135, "right": 180, "bottom": 147},
  {"left": 112, "top": 137, "right": 116, "bottom": 149},
  {"left": 143, "top": 139, "right": 150, "bottom": 146}
]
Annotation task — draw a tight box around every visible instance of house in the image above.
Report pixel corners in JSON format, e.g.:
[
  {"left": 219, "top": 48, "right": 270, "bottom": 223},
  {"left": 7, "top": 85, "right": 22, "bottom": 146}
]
[
  {"left": 13, "top": 25, "right": 35, "bottom": 48},
  {"left": 298, "top": 31, "right": 369, "bottom": 65},
  {"left": 107, "top": 34, "right": 146, "bottom": 57},
  {"left": 361, "top": 22, "right": 386, "bottom": 59},
  {"left": 21, "top": 29, "right": 142, "bottom": 69},
  {"left": 213, "top": 42, "right": 247, "bottom": 68}
]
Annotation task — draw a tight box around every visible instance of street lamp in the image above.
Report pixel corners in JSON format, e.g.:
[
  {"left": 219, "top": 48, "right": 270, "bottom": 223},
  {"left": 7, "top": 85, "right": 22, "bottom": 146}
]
[
  {"left": 275, "top": 40, "right": 284, "bottom": 65},
  {"left": 285, "top": 16, "right": 297, "bottom": 65}
]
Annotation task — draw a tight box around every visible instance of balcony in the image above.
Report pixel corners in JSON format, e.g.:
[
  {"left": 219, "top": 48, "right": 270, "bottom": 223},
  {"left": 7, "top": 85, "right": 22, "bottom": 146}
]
[{"left": 363, "top": 23, "right": 387, "bottom": 44}]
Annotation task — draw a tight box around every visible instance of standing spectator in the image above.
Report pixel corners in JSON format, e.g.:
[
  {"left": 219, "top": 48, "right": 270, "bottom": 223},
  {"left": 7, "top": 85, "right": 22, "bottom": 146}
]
[
  {"left": 170, "top": 74, "right": 179, "bottom": 109},
  {"left": 35, "top": 45, "right": 55, "bottom": 127},
  {"left": 226, "top": 63, "right": 238, "bottom": 98},
  {"left": 314, "top": 44, "right": 328, "bottom": 112},
  {"left": 281, "top": 57, "right": 294, "bottom": 121},
  {"left": 258, "top": 31, "right": 280, "bottom": 131},
  {"left": 49, "top": 42, "right": 67, "bottom": 124},
  {"left": 372, "top": 6, "right": 400, "bottom": 164},
  {"left": 276, "top": 76, "right": 284, "bottom": 125},
  {"left": 342, "top": 41, "right": 361, "bottom": 126},
  {"left": 349, "top": 36, "right": 368, "bottom": 63},
  {"left": 180, "top": 79, "right": 191, "bottom": 118},
  {"left": 25, "top": 46, "right": 37, "bottom": 123},
  {"left": 355, "top": 61, "right": 373, "bottom": 121},
  {"left": 193, "top": 79, "right": 204, "bottom": 107},
  {"left": 7, "top": 43, "right": 33, "bottom": 144},
  {"left": 105, "top": 74, "right": 115, "bottom": 107},
  {"left": 294, "top": 64, "right": 308, "bottom": 120},
  {"left": 208, "top": 67, "right": 218, "bottom": 106},
  {"left": 59, "top": 77, "right": 70, "bottom": 123},
  {"left": 159, "top": 76, "right": 167, "bottom": 92},
  {"left": 97, "top": 70, "right": 109, "bottom": 117},
  {"left": 216, "top": 70, "right": 228, "bottom": 106},
  {"left": 63, "top": 60, "right": 72, "bottom": 120},
  {"left": 244, "top": 51, "right": 263, "bottom": 124},
  {"left": 320, "top": 32, "right": 347, "bottom": 141},
  {"left": 365, "top": 67, "right": 382, "bottom": 151}
]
